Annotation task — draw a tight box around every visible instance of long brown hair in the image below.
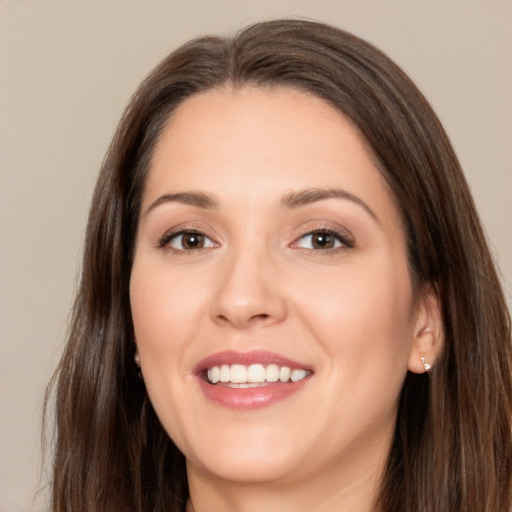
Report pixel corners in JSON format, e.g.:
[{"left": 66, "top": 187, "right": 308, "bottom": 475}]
[{"left": 46, "top": 19, "right": 512, "bottom": 512}]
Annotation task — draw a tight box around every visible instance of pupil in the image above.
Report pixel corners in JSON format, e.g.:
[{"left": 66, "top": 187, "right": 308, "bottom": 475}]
[
  {"left": 183, "top": 233, "right": 203, "bottom": 249},
  {"left": 313, "top": 233, "right": 333, "bottom": 249}
]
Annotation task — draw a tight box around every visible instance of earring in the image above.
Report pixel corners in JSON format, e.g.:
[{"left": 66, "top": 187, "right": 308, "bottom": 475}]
[
  {"left": 134, "top": 352, "right": 143, "bottom": 379},
  {"left": 421, "top": 357, "right": 431, "bottom": 373}
]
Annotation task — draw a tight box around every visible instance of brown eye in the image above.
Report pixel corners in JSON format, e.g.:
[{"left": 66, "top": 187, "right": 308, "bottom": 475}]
[
  {"left": 311, "top": 232, "right": 336, "bottom": 249},
  {"left": 182, "top": 233, "right": 205, "bottom": 249},
  {"left": 167, "top": 232, "right": 215, "bottom": 251},
  {"left": 294, "top": 230, "right": 351, "bottom": 251}
]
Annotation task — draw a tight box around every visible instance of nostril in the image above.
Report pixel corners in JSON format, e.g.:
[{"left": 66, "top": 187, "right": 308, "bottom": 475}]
[
  {"left": 215, "top": 312, "right": 271, "bottom": 328},
  {"left": 250, "top": 313, "right": 270, "bottom": 322},
  {"left": 245, "top": 313, "right": 277, "bottom": 327}
]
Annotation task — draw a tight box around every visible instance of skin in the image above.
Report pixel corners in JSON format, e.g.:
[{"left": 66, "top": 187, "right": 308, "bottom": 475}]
[{"left": 130, "top": 86, "right": 440, "bottom": 512}]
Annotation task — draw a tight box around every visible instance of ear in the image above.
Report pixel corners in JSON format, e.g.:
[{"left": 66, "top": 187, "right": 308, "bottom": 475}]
[{"left": 407, "top": 286, "right": 444, "bottom": 374}]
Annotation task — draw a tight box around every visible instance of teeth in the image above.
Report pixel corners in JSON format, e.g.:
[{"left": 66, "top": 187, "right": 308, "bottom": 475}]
[
  {"left": 230, "top": 364, "right": 246, "bottom": 384},
  {"left": 205, "top": 364, "right": 309, "bottom": 385},
  {"left": 219, "top": 364, "right": 230, "bottom": 383},
  {"left": 209, "top": 366, "right": 220, "bottom": 384},
  {"left": 247, "top": 364, "right": 266, "bottom": 382},
  {"left": 266, "top": 364, "right": 279, "bottom": 382},
  {"left": 279, "top": 366, "right": 291, "bottom": 382},
  {"left": 291, "top": 369, "right": 307, "bottom": 382}
]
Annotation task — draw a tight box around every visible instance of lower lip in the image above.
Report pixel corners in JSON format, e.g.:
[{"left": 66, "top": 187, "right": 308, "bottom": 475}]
[{"left": 197, "top": 377, "right": 310, "bottom": 410}]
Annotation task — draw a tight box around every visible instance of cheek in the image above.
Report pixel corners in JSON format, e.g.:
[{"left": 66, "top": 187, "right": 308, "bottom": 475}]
[
  {"left": 305, "top": 269, "right": 415, "bottom": 440},
  {"left": 295, "top": 258, "right": 415, "bottom": 377},
  {"left": 129, "top": 260, "right": 203, "bottom": 418},
  {"left": 130, "top": 260, "right": 208, "bottom": 352},
  {"left": 129, "top": 262, "right": 206, "bottom": 444}
]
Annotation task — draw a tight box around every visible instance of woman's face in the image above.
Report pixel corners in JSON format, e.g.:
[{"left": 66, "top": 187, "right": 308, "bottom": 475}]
[{"left": 130, "top": 86, "right": 427, "bottom": 488}]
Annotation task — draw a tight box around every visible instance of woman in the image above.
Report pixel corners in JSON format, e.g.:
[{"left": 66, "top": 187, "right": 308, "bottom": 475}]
[{"left": 47, "top": 19, "right": 512, "bottom": 512}]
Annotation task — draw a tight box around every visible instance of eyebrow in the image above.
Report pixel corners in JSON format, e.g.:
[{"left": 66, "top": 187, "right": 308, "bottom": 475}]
[
  {"left": 144, "top": 187, "right": 378, "bottom": 222},
  {"left": 281, "top": 188, "right": 379, "bottom": 222},
  {"left": 144, "top": 191, "right": 218, "bottom": 216}
]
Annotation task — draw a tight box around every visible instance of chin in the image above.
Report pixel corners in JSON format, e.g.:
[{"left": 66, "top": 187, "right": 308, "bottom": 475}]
[
  {"left": 191, "top": 447, "right": 302, "bottom": 484},
  {"left": 182, "top": 423, "right": 310, "bottom": 484}
]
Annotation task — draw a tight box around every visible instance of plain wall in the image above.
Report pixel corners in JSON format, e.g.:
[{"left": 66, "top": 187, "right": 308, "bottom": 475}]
[{"left": 1, "top": 1, "right": 510, "bottom": 510}]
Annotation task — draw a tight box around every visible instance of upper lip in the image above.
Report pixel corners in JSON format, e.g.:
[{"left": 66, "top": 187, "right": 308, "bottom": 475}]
[{"left": 193, "top": 350, "right": 312, "bottom": 375}]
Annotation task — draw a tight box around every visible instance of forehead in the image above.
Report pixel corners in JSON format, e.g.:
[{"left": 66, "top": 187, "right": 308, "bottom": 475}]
[{"left": 143, "top": 86, "right": 399, "bottom": 223}]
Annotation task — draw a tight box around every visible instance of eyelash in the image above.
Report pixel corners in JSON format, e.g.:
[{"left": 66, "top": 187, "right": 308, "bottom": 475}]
[
  {"left": 292, "top": 226, "right": 354, "bottom": 252},
  {"left": 158, "top": 229, "right": 217, "bottom": 252},
  {"left": 157, "top": 226, "right": 354, "bottom": 253}
]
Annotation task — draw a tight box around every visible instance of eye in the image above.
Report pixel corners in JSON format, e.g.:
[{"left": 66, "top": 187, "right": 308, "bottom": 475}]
[
  {"left": 161, "top": 230, "right": 217, "bottom": 251},
  {"left": 293, "top": 229, "right": 353, "bottom": 250}
]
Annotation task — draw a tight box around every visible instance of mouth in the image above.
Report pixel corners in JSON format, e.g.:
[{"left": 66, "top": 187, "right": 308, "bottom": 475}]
[{"left": 194, "top": 350, "right": 313, "bottom": 409}]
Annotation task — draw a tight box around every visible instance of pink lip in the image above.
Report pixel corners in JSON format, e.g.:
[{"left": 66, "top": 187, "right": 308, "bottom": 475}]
[
  {"left": 193, "top": 350, "right": 310, "bottom": 374},
  {"left": 193, "top": 350, "right": 313, "bottom": 410}
]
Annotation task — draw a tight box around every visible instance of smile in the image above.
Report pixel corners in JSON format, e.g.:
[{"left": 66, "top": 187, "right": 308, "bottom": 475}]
[
  {"left": 206, "top": 364, "right": 310, "bottom": 386},
  {"left": 195, "top": 350, "right": 313, "bottom": 409}
]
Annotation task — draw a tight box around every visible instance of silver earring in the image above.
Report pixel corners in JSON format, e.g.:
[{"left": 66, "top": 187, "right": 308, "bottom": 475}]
[{"left": 421, "top": 357, "right": 431, "bottom": 373}]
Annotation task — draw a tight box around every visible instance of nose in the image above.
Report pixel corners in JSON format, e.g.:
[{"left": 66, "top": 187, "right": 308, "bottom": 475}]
[{"left": 209, "top": 248, "right": 287, "bottom": 329}]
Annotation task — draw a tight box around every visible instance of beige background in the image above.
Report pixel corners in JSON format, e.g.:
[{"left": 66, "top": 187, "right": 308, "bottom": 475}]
[{"left": 1, "top": 1, "right": 511, "bottom": 510}]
